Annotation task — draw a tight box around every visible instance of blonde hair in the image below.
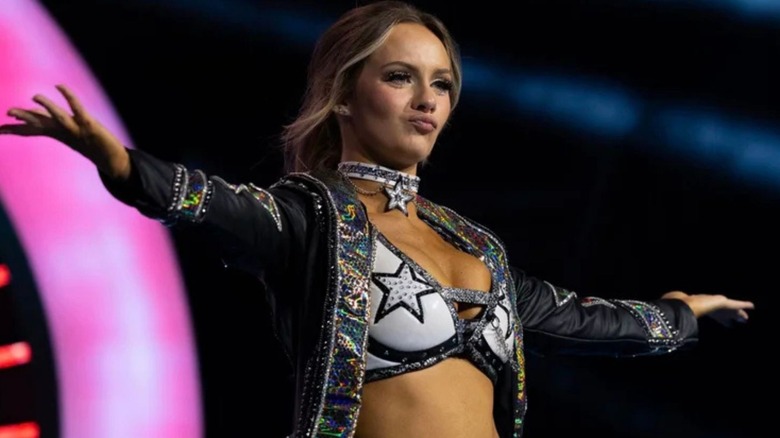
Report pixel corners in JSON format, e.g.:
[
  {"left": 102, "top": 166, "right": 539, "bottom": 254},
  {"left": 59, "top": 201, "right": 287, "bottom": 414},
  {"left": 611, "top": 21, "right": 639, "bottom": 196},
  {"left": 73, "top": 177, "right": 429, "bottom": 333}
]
[{"left": 280, "top": 1, "right": 462, "bottom": 174}]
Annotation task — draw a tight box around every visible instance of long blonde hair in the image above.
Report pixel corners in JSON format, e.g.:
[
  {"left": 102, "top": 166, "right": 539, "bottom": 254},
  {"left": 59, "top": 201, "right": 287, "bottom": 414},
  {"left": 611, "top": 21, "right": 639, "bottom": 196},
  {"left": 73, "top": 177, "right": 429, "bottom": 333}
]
[{"left": 280, "top": 1, "right": 462, "bottom": 174}]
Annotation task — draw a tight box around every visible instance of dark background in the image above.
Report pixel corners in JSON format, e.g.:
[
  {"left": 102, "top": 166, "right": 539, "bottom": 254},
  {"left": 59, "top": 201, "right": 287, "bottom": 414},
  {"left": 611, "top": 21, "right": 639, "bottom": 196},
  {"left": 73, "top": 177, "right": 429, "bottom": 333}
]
[{"left": 30, "top": 0, "right": 777, "bottom": 437}]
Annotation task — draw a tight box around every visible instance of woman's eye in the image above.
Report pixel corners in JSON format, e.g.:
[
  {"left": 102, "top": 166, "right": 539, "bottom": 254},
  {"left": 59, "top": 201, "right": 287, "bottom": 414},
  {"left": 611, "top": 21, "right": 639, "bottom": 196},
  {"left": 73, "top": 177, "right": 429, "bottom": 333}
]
[
  {"left": 433, "top": 79, "right": 453, "bottom": 93},
  {"left": 385, "top": 71, "right": 412, "bottom": 83}
]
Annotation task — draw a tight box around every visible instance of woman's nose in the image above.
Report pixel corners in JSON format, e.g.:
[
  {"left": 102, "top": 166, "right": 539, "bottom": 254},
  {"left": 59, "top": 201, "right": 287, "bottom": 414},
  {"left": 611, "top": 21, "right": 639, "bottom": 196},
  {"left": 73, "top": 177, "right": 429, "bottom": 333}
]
[{"left": 414, "top": 87, "right": 437, "bottom": 112}]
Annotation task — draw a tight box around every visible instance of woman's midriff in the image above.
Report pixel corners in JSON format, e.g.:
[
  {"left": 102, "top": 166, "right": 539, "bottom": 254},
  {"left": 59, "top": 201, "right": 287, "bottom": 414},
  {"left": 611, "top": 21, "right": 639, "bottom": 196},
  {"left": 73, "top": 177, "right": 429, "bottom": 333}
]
[{"left": 354, "top": 358, "right": 500, "bottom": 438}]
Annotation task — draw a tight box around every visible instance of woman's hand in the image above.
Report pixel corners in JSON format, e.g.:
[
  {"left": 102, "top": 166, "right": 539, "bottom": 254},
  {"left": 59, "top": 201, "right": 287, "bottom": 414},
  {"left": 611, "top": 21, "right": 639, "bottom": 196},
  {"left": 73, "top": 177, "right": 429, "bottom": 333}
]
[
  {"left": 661, "top": 290, "right": 754, "bottom": 326},
  {"left": 0, "top": 84, "right": 131, "bottom": 180}
]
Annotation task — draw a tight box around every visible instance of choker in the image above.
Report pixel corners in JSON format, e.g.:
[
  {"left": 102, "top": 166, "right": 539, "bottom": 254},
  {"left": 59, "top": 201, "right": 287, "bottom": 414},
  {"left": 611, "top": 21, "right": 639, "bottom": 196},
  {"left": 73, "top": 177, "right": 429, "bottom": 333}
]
[{"left": 337, "top": 161, "right": 419, "bottom": 216}]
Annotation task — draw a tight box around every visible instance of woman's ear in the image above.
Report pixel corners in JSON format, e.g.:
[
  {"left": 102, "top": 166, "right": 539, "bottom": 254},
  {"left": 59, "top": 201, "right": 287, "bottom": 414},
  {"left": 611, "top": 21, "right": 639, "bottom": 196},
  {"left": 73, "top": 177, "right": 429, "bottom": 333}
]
[{"left": 333, "top": 104, "right": 351, "bottom": 116}]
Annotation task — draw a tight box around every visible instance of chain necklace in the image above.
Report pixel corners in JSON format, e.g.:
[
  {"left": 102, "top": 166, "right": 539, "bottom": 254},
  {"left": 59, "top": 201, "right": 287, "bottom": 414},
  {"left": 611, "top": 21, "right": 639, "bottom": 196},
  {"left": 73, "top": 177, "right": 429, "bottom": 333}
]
[
  {"left": 345, "top": 178, "right": 385, "bottom": 196},
  {"left": 337, "top": 161, "right": 419, "bottom": 216}
]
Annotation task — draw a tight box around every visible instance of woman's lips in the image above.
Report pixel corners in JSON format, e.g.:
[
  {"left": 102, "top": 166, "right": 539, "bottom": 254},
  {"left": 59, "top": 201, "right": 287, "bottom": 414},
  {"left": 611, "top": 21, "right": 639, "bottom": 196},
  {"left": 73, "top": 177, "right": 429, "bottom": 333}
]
[{"left": 409, "top": 117, "right": 436, "bottom": 134}]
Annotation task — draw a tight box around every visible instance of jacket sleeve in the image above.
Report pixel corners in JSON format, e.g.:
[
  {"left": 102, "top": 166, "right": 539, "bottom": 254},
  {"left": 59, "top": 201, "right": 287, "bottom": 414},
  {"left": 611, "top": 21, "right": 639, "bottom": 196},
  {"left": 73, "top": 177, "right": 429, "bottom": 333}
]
[
  {"left": 99, "top": 147, "right": 313, "bottom": 278},
  {"left": 511, "top": 266, "right": 699, "bottom": 357}
]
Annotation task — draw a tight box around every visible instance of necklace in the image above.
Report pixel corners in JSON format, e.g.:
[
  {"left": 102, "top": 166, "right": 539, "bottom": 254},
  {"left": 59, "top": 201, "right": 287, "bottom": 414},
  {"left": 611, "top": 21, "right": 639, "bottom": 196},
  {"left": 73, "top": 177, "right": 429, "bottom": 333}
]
[{"left": 337, "top": 161, "right": 419, "bottom": 216}]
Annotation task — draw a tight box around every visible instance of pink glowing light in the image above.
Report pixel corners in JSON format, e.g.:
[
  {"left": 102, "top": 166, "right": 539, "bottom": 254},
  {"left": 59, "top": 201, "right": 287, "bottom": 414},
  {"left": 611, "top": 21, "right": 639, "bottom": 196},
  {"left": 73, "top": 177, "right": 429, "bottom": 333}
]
[
  {"left": 0, "top": 422, "right": 39, "bottom": 438},
  {"left": 0, "top": 342, "right": 32, "bottom": 369},
  {"left": 0, "top": 264, "right": 10, "bottom": 287},
  {"left": 0, "top": 1, "right": 202, "bottom": 437}
]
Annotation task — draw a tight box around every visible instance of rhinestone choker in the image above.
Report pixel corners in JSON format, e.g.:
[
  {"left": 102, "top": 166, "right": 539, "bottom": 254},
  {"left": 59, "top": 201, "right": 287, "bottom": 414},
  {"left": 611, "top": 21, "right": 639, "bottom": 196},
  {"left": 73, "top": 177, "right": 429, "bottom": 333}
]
[{"left": 337, "top": 161, "right": 419, "bottom": 216}]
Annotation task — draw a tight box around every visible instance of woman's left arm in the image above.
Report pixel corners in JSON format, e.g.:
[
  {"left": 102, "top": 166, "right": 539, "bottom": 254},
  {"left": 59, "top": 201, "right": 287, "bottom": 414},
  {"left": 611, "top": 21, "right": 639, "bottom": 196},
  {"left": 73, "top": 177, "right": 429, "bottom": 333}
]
[{"left": 511, "top": 267, "right": 754, "bottom": 357}]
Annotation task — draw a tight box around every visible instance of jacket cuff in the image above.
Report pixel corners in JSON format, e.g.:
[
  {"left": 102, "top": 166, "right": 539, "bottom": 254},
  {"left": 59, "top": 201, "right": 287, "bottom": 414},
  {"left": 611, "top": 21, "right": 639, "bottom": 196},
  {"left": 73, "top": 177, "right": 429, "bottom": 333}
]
[
  {"left": 624, "top": 299, "right": 699, "bottom": 354},
  {"left": 655, "top": 299, "right": 699, "bottom": 349},
  {"left": 98, "top": 147, "right": 190, "bottom": 222}
]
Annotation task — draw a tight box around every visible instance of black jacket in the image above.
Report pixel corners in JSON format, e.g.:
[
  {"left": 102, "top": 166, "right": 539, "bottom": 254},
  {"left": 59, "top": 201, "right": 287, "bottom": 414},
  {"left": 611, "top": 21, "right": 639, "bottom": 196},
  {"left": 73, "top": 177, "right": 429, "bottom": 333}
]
[{"left": 103, "top": 148, "right": 699, "bottom": 438}]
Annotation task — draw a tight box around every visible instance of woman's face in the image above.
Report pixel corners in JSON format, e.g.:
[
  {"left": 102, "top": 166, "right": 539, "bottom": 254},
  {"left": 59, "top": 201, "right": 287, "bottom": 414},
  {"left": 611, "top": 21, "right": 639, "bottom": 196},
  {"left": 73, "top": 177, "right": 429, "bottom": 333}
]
[{"left": 339, "top": 22, "right": 453, "bottom": 173}]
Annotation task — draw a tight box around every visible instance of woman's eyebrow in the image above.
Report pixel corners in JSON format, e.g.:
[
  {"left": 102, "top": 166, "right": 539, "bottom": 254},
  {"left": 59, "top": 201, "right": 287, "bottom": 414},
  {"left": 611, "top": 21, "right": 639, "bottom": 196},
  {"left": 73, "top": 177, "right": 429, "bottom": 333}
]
[{"left": 380, "top": 61, "right": 452, "bottom": 76}]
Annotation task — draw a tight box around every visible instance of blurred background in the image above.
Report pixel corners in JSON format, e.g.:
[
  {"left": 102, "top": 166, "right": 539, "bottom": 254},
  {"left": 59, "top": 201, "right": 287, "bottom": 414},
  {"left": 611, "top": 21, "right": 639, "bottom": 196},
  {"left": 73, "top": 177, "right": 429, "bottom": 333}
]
[{"left": 0, "top": 0, "right": 776, "bottom": 437}]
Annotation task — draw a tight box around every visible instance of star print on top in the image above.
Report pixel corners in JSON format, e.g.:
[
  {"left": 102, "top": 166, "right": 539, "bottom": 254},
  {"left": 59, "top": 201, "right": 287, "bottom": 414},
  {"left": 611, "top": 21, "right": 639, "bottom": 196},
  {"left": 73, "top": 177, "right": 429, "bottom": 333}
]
[
  {"left": 366, "top": 233, "right": 516, "bottom": 383},
  {"left": 373, "top": 262, "right": 437, "bottom": 324}
]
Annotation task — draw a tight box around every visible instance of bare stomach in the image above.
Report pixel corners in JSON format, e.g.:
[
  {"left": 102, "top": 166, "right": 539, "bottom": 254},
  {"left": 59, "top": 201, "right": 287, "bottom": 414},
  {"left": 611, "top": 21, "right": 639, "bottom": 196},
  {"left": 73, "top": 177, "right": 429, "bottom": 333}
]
[{"left": 354, "top": 358, "right": 499, "bottom": 438}]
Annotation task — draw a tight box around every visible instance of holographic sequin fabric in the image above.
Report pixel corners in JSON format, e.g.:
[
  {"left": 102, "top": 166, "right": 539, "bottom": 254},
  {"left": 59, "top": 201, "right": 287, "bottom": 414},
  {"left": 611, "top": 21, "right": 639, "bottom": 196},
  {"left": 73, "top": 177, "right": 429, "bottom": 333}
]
[
  {"left": 613, "top": 299, "right": 680, "bottom": 351},
  {"left": 286, "top": 173, "right": 374, "bottom": 438},
  {"left": 318, "top": 176, "right": 374, "bottom": 437},
  {"left": 166, "top": 166, "right": 213, "bottom": 223},
  {"left": 179, "top": 170, "right": 211, "bottom": 221},
  {"left": 513, "top": 324, "right": 526, "bottom": 436}
]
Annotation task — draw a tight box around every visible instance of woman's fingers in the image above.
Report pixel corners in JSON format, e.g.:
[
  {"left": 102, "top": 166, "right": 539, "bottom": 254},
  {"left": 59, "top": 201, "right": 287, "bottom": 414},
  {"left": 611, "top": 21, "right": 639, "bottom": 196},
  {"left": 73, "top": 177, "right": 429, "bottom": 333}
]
[
  {"left": 714, "top": 298, "right": 754, "bottom": 318},
  {"left": 731, "top": 300, "right": 753, "bottom": 321},
  {"left": 7, "top": 108, "right": 50, "bottom": 126},
  {"left": 0, "top": 122, "right": 46, "bottom": 136},
  {"left": 29, "top": 107, "right": 51, "bottom": 117},
  {"left": 56, "top": 84, "right": 90, "bottom": 122},
  {"left": 3, "top": 86, "right": 86, "bottom": 136},
  {"left": 0, "top": 108, "right": 52, "bottom": 135},
  {"left": 7, "top": 108, "right": 37, "bottom": 125},
  {"left": 706, "top": 309, "right": 733, "bottom": 326},
  {"left": 706, "top": 302, "right": 752, "bottom": 326},
  {"left": 730, "top": 299, "right": 755, "bottom": 310},
  {"left": 32, "top": 93, "right": 79, "bottom": 134}
]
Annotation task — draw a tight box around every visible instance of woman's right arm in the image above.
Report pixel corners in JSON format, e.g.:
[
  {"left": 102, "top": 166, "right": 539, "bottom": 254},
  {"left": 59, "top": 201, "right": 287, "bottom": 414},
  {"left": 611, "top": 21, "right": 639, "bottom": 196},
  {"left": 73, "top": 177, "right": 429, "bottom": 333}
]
[{"left": 0, "top": 84, "right": 311, "bottom": 276}]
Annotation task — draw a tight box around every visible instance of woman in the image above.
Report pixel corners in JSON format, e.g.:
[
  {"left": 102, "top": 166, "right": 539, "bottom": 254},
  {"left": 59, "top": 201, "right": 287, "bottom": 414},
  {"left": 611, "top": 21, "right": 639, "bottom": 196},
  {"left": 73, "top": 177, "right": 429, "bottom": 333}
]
[{"left": 0, "top": 1, "right": 754, "bottom": 437}]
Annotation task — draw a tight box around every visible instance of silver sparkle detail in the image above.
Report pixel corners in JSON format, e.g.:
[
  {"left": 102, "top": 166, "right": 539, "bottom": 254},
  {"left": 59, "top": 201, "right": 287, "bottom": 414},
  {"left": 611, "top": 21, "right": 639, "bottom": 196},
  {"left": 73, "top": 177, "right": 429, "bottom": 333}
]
[
  {"left": 337, "top": 161, "right": 420, "bottom": 193},
  {"left": 384, "top": 179, "right": 415, "bottom": 216},
  {"left": 373, "top": 262, "right": 436, "bottom": 324}
]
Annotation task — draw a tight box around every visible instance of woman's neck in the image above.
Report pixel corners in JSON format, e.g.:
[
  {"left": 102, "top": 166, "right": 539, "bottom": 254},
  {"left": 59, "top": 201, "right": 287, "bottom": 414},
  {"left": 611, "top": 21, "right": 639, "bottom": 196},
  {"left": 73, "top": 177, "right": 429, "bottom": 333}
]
[{"left": 337, "top": 161, "right": 420, "bottom": 217}]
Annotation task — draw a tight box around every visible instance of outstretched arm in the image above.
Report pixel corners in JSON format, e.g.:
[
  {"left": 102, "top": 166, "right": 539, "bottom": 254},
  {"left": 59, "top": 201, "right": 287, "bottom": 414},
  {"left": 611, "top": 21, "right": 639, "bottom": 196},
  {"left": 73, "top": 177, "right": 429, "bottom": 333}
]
[
  {"left": 1, "top": 84, "right": 131, "bottom": 180},
  {"left": 512, "top": 267, "right": 755, "bottom": 357},
  {"left": 1, "top": 84, "right": 313, "bottom": 279}
]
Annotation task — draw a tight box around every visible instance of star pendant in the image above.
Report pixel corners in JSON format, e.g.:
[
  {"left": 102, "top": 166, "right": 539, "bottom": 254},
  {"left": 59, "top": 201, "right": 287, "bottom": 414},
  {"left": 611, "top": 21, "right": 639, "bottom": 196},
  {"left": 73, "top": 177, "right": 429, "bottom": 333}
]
[{"left": 384, "top": 179, "right": 414, "bottom": 216}]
